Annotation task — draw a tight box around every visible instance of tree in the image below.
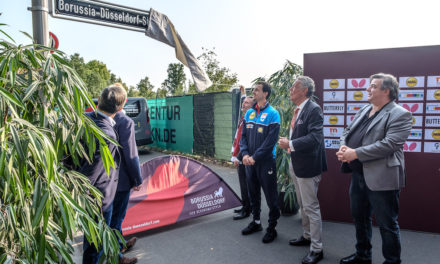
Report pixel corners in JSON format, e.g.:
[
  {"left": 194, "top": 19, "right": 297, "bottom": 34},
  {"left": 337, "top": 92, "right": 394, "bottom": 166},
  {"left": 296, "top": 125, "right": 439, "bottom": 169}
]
[
  {"left": 198, "top": 47, "right": 238, "bottom": 93},
  {"left": 0, "top": 30, "right": 121, "bottom": 262},
  {"left": 137, "top": 76, "right": 155, "bottom": 98},
  {"left": 161, "top": 63, "right": 186, "bottom": 96}
]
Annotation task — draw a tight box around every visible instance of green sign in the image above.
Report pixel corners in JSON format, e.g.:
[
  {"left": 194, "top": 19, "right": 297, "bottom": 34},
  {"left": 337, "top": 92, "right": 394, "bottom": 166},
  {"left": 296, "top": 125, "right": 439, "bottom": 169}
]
[{"left": 147, "top": 96, "right": 193, "bottom": 153}]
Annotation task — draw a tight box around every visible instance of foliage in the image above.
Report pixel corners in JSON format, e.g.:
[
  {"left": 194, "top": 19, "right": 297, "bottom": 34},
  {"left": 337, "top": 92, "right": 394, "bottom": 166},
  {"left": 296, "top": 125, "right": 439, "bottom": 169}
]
[
  {"left": 0, "top": 29, "right": 122, "bottom": 263},
  {"left": 254, "top": 60, "right": 303, "bottom": 211},
  {"left": 197, "top": 48, "right": 238, "bottom": 93},
  {"left": 136, "top": 76, "right": 155, "bottom": 99},
  {"left": 161, "top": 63, "right": 186, "bottom": 96}
]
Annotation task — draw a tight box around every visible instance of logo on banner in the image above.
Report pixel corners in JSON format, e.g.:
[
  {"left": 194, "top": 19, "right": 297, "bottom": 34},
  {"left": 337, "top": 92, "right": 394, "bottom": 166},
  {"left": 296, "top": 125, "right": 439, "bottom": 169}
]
[
  {"left": 432, "top": 130, "right": 440, "bottom": 140},
  {"left": 406, "top": 77, "right": 418, "bottom": 87},
  {"left": 353, "top": 91, "right": 363, "bottom": 101},
  {"left": 412, "top": 117, "right": 416, "bottom": 126},
  {"left": 329, "top": 116, "right": 339, "bottom": 125},
  {"left": 402, "top": 103, "right": 419, "bottom": 113},
  {"left": 409, "top": 130, "right": 423, "bottom": 139},
  {"left": 425, "top": 117, "right": 440, "bottom": 126},
  {"left": 214, "top": 187, "right": 223, "bottom": 198},
  {"left": 404, "top": 142, "right": 417, "bottom": 151},
  {"left": 330, "top": 80, "right": 339, "bottom": 89},
  {"left": 399, "top": 91, "right": 424, "bottom": 99},
  {"left": 351, "top": 79, "right": 366, "bottom": 88},
  {"left": 435, "top": 90, "right": 440, "bottom": 100},
  {"left": 324, "top": 139, "right": 340, "bottom": 149},
  {"left": 426, "top": 104, "right": 440, "bottom": 112},
  {"left": 437, "top": 77, "right": 440, "bottom": 86},
  {"left": 249, "top": 112, "right": 255, "bottom": 119}
]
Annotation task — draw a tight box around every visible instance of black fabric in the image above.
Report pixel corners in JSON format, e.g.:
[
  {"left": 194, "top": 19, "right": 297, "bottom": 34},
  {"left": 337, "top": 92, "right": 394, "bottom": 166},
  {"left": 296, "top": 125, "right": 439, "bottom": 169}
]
[
  {"left": 346, "top": 109, "right": 380, "bottom": 174},
  {"left": 193, "top": 94, "right": 215, "bottom": 156}
]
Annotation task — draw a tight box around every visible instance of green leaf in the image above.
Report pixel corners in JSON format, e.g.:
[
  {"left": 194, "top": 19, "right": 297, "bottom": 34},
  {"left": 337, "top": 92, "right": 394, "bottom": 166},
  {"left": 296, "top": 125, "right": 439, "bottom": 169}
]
[{"left": 0, "top": 87, "right": 25, "bottom": 109}]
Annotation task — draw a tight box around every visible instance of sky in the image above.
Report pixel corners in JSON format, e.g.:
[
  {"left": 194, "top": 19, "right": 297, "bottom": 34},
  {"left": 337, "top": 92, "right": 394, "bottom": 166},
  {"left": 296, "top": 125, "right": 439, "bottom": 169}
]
[{"left": 1, "top": 0, "right": 440, "bottom": 90}]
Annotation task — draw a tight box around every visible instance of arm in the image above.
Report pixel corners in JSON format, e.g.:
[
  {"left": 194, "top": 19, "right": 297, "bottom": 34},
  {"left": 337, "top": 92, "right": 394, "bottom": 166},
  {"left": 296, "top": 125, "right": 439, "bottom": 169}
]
[
  {"left": 239, "top": 118, "right": 249, "bottom": 158},
  {"left": 291, "top": 107, "right": 323, "bottom": 152},
  {"left": 252, "top": 112, "right": 281, "bottom": 162},
  {"left": 118, "top": 119, "right": 143, "bottom": 187}
]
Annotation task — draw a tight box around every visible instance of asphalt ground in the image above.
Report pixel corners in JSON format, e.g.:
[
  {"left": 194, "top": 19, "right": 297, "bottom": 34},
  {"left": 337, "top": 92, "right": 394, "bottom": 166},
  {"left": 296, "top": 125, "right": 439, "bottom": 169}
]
[{"left": 73, "top": 150, "right": 440, "bottom": 264}]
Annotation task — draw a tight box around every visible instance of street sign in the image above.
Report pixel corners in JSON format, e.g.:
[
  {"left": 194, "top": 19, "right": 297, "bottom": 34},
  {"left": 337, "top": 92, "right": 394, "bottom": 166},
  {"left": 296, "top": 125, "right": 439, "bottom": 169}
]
[
  {"left": 50, "top": 0, "right": 149, "bottom": 32},
  {"left": 49, "top": 32, "right": 59, "bottom": 52}
]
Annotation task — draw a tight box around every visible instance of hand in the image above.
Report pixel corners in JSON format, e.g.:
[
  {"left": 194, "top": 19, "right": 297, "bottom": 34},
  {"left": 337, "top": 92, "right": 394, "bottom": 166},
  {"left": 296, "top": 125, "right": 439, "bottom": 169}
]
[
  {"left": 133, "top": 185, "right": 141, "bottom": 191},
  {"left": 278, "top": 137, "right": 289, "bottom": 149},
  {"left": 240, "top": 85, "right": 245, "bottom": 95},
  {"left": 248, "top": 156, "right": 255, "bottom": 165},
  {"left": 233, "top": 160, "right": 239, "bottom": 167},
  {"left": 336, "top": 145, "right": 357, "bottom": 162}
]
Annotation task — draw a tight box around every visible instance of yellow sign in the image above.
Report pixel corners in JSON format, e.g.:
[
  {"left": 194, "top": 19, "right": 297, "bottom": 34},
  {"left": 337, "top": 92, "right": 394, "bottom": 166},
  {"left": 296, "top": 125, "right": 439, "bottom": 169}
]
[
  {"left": 353, "top": 91, "right": 363, "bottom": 101},
  {"left": 432, "top": 129, "right": 440, "bottom": 140},
  {"left": 434, "top": 90, "right": 440, "bottom": 100},
  {"left": 330, "top": 80, "right": 339, "bottom": 89},
  {"left": 406, "top": 77, "right": 417, "bottom": 87},
  {"left": 329, "top": 116, "right": 339, "bottom": 125},
  {"left": 257, "top": 127, "right": 263, "bottom": 133},
  {"left": 249, "top": 112, "right": 255, "bottom": 119},
  {"left": 412, "top": 117, "right": 416, "bottom": 125}
]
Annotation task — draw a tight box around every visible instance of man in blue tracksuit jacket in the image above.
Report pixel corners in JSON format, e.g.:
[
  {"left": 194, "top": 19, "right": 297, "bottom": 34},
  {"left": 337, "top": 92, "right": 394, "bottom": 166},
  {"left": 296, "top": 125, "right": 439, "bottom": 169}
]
[{"left": 240, "top": 81, "right": 281, "bottom": 243}]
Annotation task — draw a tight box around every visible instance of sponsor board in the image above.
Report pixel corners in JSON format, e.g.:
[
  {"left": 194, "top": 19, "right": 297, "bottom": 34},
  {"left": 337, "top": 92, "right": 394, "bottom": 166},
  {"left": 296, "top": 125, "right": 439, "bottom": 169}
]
[
  {"left": 346, "top": 115, "right": 355, "bottom": 126},
  {"left": 426, "top": 103, "right": 440, "bottom": 114},
  {"left": 403, "top": 141, "right": 422, "bottom": 152},
  {"left": 323, "top": 103, "right": 345, "bottom": 114},
  {"left": 346, "top": 103, "right": 368, "bottom": 114},
  {"left": 412, "top": 115, "right": 424, "bottom": 127},
  {"left": 399, "top": 76, "right": 424, "bottom": 88},
  {"left": 323, "top": 91, "right": 345, "bottom": 101},
  {"left": 408, "top": 128, "right": 423, "bottom": 140},
  {"left": 347, "top": 78, "right": 369, "bottom": 89},
  {"left": 424, "top": 116, "right": 440, "bottom": 127},
  {"left": 426, "top": 89, "right": 440, "bottom": 101},
  {"left": 324, "top": 127, "right": 343, "bottom": 138},
  {"left": 347, "top": 91, "right": 368, "bottom": 101},
  {"left": 324, "top": 138, "right": 340, "bottom": 149},
  {"left": 323, "top": 79, "right": 345, "bottom": 90},
  {"left": 324, "top": 115, "right": 344, "bottom": 126},
  {"left": 427, "top": 76, "right": 440, "bottom": 87},
  {"left": 399, "top": 102, "right": 424, "bottom": 114},
  {"left": 424, "top": 141, "right": 440, "bottom": 153},
  {"left": 398, "top": 89, "right": 424, "bottom": 101},
  {"left": 424, "top": 129, "right": 440, "bottom": 140}
]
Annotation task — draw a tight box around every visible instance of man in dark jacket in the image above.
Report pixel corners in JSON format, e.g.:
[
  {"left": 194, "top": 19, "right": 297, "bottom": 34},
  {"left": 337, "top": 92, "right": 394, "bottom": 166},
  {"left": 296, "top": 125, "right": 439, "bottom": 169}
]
[
  {"left": 279, "top": 76, "right": 327, "bottom": 264},
  {"left": 81, "top": 85, "right": 128, "bottom": 264},
  {"left": 110, "top": 86, "right": 143, "bottom": 262}
]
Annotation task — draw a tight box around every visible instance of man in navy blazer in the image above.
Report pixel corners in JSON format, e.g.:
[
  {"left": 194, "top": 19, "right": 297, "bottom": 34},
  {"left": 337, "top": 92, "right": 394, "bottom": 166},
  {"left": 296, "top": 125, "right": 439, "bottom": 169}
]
[
  {"left": 110, "top": 90, "right": 143, "bottom": 262},
  {"left": 81, "top": 85, "right": 126, "bottom": 264},
  {"left": 279, "top": 76, "right": 327, "bottom": 264}
]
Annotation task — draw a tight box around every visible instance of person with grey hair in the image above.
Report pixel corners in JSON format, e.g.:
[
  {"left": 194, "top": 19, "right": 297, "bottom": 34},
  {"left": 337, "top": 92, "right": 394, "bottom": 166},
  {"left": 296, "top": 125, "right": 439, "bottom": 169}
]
[
  {"left": 81, "top": 85, "right": 137, "bottom": 264},
  {"left": 279, "top": 76, "right": 327, "bottom": 264},
  {"left": 336, "top": 73, "right": 412, "bottom": 264}
]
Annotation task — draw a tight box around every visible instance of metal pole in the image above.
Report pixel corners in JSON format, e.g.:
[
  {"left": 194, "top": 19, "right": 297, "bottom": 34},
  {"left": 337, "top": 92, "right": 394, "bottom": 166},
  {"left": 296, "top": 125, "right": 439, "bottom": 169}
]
[{"left": 31, "top": 0, "right": 49, "bottom": 45}]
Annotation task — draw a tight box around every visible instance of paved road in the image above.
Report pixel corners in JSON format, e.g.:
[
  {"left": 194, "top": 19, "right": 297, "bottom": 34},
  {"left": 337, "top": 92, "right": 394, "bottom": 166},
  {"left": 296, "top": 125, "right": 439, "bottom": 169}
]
[{"left": 75, "top": 150, "right": 440, "bottom": 264}]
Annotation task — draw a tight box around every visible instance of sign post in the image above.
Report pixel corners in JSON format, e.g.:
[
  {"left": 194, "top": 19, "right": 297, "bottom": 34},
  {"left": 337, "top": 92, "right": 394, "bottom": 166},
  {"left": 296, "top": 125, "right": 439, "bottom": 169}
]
[{"left": 31, "top": 0, "right": 50, "bottom": 45}]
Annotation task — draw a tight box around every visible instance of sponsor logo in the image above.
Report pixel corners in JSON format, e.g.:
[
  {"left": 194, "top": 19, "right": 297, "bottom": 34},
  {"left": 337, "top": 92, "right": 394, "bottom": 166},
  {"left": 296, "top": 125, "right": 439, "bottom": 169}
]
[
  {"left": 426, "top": 105, "right": 440, "bottom": 111},
  {"left": 330, "top": 80, "right": 339, "bottom": 89},
  {"left": 214, "top": 187, "right": 223, "bottom": 198},
  {"left": 353, "top": 91, "right": 363, "bottom": 101},
  {"left": 412, "top": 117, "right": 416, "bottom": 125},
  {"left": 351, "top": 79, "right": 366, "bottom": 88},
  {"left": 249, "top": 112, "right": 255, "bottom": 119},
  {"left": 435, "top": 90, "right": 440, "bottom": 100},
  {"left": 400, "top": 92, "right": 424, "bottom": 98},
  {"left": 432, "top": 130, "right": 440, "bottom": 140},
  {"left": 260, "top": 113, "right": 268, "bottom": 121},
  {"left": 329, "top": 116, "right": 338, "bottom": 125},
  {"left": 257, "top": 127, "right": 263, "bottom": 133},
  {"left": 402, "top": 103, "right": 419, "bottom": 113},
  {"left": 246, "top": 124, "right": 254, "bottom": 129},
  {"left": 330, "top": 128, "right": 338, "bottom": 133},
  {"left": 406, "top": 77, "right": 418, "bottom": 87},
  {"left": 404, "top": 142, "right": 418, "bottom": 151}
]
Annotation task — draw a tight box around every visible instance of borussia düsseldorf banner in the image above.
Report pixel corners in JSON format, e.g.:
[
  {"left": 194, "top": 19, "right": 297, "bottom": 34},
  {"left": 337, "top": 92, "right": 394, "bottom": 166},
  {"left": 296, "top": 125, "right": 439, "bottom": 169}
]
[{"left": 121, "top": 155, "right": 241, "bottom": 235}]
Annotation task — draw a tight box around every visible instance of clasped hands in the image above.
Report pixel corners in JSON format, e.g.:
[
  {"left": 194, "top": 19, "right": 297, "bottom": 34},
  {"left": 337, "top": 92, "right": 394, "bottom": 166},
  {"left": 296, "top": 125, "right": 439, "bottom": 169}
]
[
  {"left": 336, "top": 145, "right": 358, "bottom": 162},
  {"left": 242, "top": 155, "right": 255, "bottom": 165}
]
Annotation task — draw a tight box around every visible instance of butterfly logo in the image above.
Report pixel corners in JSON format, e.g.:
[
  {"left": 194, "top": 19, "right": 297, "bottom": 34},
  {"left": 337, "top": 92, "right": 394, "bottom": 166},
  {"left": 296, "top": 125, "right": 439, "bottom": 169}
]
[
  {"left": 351, "top": 79, "right": 366, "bottom": 88},
  {"left": 402, "top": 103, "right": 419, "bottom": 113},
  {"left": 403, "top": 142, "right": 417, "bottom": 151}
]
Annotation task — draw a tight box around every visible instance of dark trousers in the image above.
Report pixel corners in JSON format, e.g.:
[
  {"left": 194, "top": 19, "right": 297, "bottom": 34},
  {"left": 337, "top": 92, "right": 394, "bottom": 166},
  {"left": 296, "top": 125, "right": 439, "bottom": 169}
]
[
  {"left": 110, "top": 190, "right": 131, "bottom": 255},
  {"left": 83, "top": 206, "right": 113, "bottom": 264},
  {"left": 237, "top": 164, "right": 250, "bottom": 212},
  {"left": 245, "top": 158, "right": 280, "bottom": 228},
  {"left": 350, "top": 171, "right": 401, "bottom": 264}
]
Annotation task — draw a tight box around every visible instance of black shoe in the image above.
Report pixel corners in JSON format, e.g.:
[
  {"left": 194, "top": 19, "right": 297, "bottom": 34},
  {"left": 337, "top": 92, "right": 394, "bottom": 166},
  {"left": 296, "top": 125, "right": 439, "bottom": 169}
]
[
  {"left": 233, "top": 210, "right": 250, "bottom": 220},
  {"left": 302, "top": 251, "right": 323, "bottom": 264},
  {"left": 262, "top": 228, "right": 277, "bottom": 243},
  {"left": 234, "top": 207, "right": 243, "bottom": 213},
  {"left": 241, "top": 221, "right": 262, "bottom": 235},
  {"left": 339, "top": 254, "right": 372, "bottom": 264},
  {"left": 289, "top": 235, "right": 311, "bottom": 246}
]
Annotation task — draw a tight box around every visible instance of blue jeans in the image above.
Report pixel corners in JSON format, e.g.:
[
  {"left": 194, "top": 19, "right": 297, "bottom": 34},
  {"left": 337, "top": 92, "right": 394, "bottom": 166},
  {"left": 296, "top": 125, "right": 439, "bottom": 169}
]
[
  {"left": 83, "top": 206, "right": 113, "bottom": 264},
  {"left": 110, "top": 190, "right": 131, "bottom": 257},
  {"left": 350, "top": 171, "right": 401, "bottom": 264}
]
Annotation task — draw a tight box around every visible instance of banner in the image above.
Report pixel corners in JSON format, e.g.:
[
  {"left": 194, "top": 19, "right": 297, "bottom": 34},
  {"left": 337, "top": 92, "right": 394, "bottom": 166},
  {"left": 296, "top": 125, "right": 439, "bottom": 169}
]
[{"left": 121, "top": 155, "right": 241, "bottom": 235}]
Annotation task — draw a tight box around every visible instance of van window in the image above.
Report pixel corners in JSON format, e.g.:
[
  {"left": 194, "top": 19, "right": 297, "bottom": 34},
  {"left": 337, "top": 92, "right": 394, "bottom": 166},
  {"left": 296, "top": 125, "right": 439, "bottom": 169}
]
[{"left": 124, "top": 101, "right": 141, "bottom": 118}]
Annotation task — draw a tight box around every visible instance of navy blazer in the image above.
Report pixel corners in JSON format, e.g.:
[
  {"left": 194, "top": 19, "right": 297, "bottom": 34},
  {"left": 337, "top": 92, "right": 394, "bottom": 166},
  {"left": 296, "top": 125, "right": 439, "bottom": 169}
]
[
  {"left": 79, "top": 112, "right": 120, "bottom": 211},
  {"left": 114, "top": 112, "right": 143, "bottom": 192},
  {"left": 290, "top": 100, "right": 328, "bottom": 178}
]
